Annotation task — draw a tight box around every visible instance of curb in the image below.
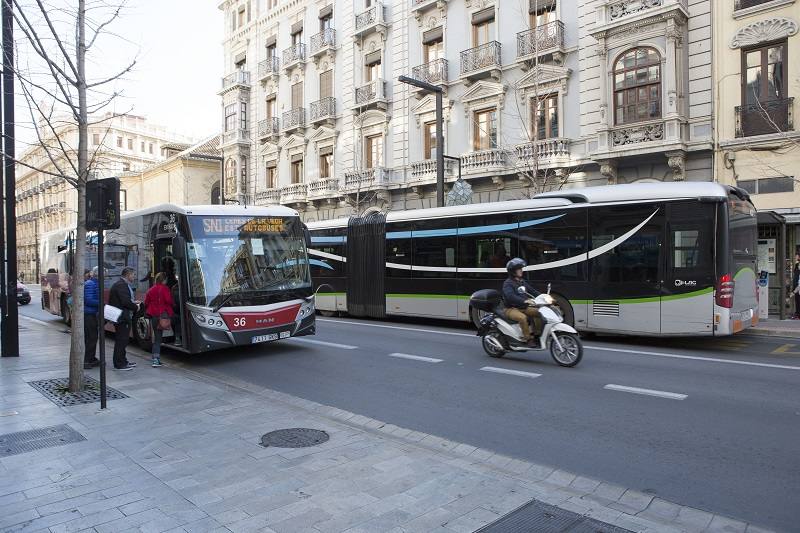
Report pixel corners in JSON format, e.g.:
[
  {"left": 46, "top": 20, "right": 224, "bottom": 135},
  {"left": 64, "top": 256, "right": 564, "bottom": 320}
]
[{"left": 745, "top": 328, "right": 800, "bottom": 338}]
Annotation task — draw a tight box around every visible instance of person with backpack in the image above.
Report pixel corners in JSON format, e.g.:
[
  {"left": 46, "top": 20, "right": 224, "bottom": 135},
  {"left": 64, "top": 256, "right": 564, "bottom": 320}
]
[{"left": 143, "top": 272, "right": 174, "bottom": 367}]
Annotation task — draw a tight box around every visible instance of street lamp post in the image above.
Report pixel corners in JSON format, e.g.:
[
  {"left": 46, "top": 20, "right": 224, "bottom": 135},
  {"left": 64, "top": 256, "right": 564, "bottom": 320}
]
[{"left": 398, "top": 75, "right": 445, "bottom": 208}]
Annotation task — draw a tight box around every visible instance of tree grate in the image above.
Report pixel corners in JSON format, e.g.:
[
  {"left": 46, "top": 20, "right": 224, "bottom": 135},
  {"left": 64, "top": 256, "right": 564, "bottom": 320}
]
[
  {"left": 0, "top": 424, "right": 86, "bottom": 458},
  {"left": 260, "top": 428, "right": 330, "bottom": 448},
  {"left": 28, "top": 376, "right": 128, "bottom": 407},
  {"left": 476, "top": 499, "right": 633, "bottom": 533}
]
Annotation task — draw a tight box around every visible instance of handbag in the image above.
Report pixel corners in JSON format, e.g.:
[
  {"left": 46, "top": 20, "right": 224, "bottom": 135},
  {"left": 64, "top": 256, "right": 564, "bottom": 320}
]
[{"left": 158, "top": 312, "right": 171, "bottom": 331}]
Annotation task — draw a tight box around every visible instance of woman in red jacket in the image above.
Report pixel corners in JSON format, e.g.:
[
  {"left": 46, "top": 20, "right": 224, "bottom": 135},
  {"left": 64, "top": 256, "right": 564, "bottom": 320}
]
[{"left": 144, "top": 272, "right": 174, "bottom": 367}]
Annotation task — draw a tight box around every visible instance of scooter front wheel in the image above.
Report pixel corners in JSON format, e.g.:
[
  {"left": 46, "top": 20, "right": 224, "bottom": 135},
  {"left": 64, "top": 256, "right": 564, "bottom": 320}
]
[
  {"left": 549, "top": 332, "right": 583, "bottom": 367},
  {"left": 481, "top": 333, "right": 506, "bottom": 358}
]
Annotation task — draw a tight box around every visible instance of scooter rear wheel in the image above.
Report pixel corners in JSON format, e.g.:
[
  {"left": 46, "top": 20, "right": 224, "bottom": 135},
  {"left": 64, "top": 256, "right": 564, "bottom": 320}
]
[
  {"left": 481, "top": 333, "right": 506, "bottom": 358},
  {"left": 549, "top": 332, "right": 583, "bottom": 367}
]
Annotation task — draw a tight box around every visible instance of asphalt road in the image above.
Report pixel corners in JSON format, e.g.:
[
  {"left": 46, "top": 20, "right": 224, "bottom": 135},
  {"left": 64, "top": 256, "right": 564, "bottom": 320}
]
[{"left": 18, "top": 296, "right": 800, "bottom": 531}]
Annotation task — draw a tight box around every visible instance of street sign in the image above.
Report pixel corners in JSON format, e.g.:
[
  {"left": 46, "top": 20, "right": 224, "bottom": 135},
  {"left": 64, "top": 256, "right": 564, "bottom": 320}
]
[{"left": 86, "top": 178, "right": 121, "bottom": 231}]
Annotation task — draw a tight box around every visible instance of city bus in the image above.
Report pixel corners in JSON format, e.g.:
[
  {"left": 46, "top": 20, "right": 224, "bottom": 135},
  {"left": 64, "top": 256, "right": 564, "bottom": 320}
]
[
  {"left": 307, "top": 182, "right": 758, "bottom": 336},
  {"left": 40, "top": 204, "right": 316, "bottom": 352}
]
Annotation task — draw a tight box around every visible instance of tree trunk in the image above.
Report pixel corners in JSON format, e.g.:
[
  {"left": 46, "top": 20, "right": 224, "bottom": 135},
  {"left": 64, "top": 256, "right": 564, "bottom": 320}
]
[{"left": 68, "top": 0, "right": 88, "bottom": 393}]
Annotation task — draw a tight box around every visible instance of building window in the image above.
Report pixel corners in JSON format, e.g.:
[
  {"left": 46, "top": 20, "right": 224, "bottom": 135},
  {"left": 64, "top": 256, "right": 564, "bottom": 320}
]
[
  {"left": 292, "top": 81, "right": 303, "bottom": 109},
  {"left": 149, "top": 143, "right": 154, "bottom": 154},
  {"left": 120, "top": 189, "right": 128, "bottom": 211},
  {"left": 292, "top": 28, "right": 303, "bottom": 46},
  {"left": 319, "top": 151, "right": 333, "bottom": 178},
  {"left": 423, "top": 121, "right": 438, "bottom": 160},
  {"left": 266, "top": 96, "right": 277, "bottom": 120},
  {"left": 237, "top": 6, "right": 246, "bottom": 28},
  {"left": 225, "top": 103, "right": 237, "bottom": 132},
  {"left": 240, "top": 102, "right": 248, "bottom": 130},
  {"left": 140, "top": 141, "right": 145, "bottom": 152},
  {"left": 320, "top": 11, "right": 333, "bottom": 31},
  {"left": 122, "top": 162, "right": 130, "bottom": 172},
  {"left": 613, "top": 47, "right": 661, "bottom": 125},
  {"left": 211, "top": 182, "right": 221, "bottom": 204},
  {"left": 365, "top": 51, "right": 381, "bottom": 82},
  {"left": 473, "top": 108, "right": 498, "bottom": 150},
  {"left": 266, "top": 43, "right": 277, "bottom": 59},
  {"left": 92, "top": 133, "right": 100, "bottom": 145},
  {"left": 266, "top": 165, "right": 277, "bottom": 188},
  {"left": 533, "top": 94, "right": 559, "bottom": 139},
  {"left": 737, "top": 177, "right": 794, "bottom": 195},
  {"left": 530, "top": 0, "right": 556, "bottom": 28},
  {"left": 225, "top": 159, "right": 237, "bottom": 196},
  {"left": 472, "top": 9, "right": 495, "bottom": 46},
  {"left": 423, "top": 35, "right": 443, "bottom": 63},
  {"left": 365, "top": 134, "right": 383, "bottom": 168},
  {"left": 319, "top": 70, "right": 333, "bottom": 99},
  {"left": 116, "top": 136, "right": 123, "bottom": 148},
  {"left": 740, "top": 41, "right": 788, "bottom": 137},
  {"left": 127, "top": 138, "right": 133, "bottom": 150},
  {"left": 291, "top": 158, "right": 303, "bottom": 184}
]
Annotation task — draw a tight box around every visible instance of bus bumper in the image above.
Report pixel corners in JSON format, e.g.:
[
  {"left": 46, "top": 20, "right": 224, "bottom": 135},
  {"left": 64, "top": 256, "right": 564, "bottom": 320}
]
[
  {"left": 715, "top": 307, "right": 757, "bottom": 335},
  {"left": 188, "top": 313, "right": 316, "bottom": 352}
]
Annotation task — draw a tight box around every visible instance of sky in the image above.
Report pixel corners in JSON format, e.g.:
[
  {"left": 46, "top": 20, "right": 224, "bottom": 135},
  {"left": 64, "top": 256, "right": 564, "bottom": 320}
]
[{"left": 16, "top": 0, "right": 223, "bottom": 146}]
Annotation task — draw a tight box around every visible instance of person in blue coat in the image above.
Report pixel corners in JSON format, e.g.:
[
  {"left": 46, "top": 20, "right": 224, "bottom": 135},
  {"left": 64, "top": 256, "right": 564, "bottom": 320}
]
[{"left": 83, "top": 269, "right": 101, "bottom": 369}]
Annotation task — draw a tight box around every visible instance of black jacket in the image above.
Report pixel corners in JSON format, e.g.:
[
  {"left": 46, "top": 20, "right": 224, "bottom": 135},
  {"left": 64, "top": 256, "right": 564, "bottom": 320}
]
[
  {"left": 502, "top": 277, "right": 540, "bottom": 309},
  {"left": 109, "top": 278, "right": 138, "bottom": 323}
]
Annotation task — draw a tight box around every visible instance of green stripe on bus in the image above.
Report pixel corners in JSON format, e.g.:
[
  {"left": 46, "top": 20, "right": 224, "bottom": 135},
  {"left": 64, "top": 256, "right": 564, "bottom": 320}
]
[
  {"left": 569, "top": 286, "right": 713, "bottom": 306},
  {"left": 734, "top": 267, "right": 755, "bottom": 280}
]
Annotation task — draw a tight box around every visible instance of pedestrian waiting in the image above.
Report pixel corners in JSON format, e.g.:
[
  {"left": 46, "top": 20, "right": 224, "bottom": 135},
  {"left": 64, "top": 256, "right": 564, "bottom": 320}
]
[
  {"left": 144, "top": 272, "right": 174, "bottom": 367},
  {"left": 83, "top": 269, "right": 100, "bottom": 369}
]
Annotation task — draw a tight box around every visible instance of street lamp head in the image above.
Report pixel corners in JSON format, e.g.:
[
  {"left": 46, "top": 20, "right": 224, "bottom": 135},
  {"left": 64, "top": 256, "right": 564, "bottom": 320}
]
[{"left": 398, "top": 75, "right": 443, "bottom": 94}]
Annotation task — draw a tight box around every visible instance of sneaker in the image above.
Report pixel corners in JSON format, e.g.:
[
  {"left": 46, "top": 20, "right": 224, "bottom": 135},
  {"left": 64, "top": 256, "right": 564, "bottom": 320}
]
[
  {"left": 114, "top": 363, "right": 134, "bottom": 371},
  {"left": 127, "top": 361, "right": 137, "bottom": 367},
  {"left": 151, "top": 358, "right": 163, "bottom": 367}
]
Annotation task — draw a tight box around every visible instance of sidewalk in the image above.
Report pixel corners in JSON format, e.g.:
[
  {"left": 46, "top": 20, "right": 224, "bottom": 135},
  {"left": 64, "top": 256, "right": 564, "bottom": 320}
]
[
  {"left": 748, "top": 318, "right": 800, "bottom": 338},
  {"left": 0, "top": 318, "right": 771, "bottom": 533}
]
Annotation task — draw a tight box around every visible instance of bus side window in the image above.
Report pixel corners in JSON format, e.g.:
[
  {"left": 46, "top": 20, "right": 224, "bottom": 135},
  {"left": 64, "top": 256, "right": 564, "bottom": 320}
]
[
  {"left": 457, "top": 215, "right": 517, "bottom": 279},
  {"left": 668, "top": 202, "right": 714, "bottom": 278},
  {"left": 590, "top": 205, "right": 663, "bottom": 284},
  {"left": 411, "top": 220, "right": 456, "bottom": 278},
  {"left": 519, "top": 210, "right": 587, "bottom": 282},
  {"left": 386, "top": 222, "right": 413, "bottom": 278}
]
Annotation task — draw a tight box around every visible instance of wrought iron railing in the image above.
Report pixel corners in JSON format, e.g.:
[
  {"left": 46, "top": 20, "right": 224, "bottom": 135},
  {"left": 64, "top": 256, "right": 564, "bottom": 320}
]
[
  {"left": 258, "top": 57, "right": 280, "bottom": 78},
  {"left": 282, "top": 108, "right": 306, "bottom": 131},
  {"left": 736, "top": 98, "right": 794, "bottom": 138},
  {"left": 460, "top": 41, "right": 501, "bottom": 76},
  {"left": 283, "top": 43, "right": 306, "bottom": 66},
  {"left": 310, "top": 97, "right": 336, "bottom": 122},
  {"left": 221, "top": 71, "right": 250, "bottom": 90},
  {"left": 411, "top": 58, "right": 448, "bottom": 85},
  {"left": 310, "top": 28, "right": 336, "bottom": 55},
  {"left": 517, "top": 21, "right": 564, "bottom": 58},
  {"left": 258, "top": 117, "right": 280, "bottom": 138},
  {"left": 355, "top": 79, "right": 386, "bottom": 106},
  {"left": 355, "top": 2, "right": 385, "bottom": 33}
]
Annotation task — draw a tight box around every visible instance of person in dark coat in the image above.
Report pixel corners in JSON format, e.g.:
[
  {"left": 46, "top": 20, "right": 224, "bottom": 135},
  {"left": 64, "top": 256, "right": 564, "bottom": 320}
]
[
  {"left": 502, "top": 258, "right": 541, "bottom": 343},
  {"left": 83, "top": 269, "right": 101, "bottom": 369},
  {"left": 108, "top": 267, "right": 140, "bottom": 370}
]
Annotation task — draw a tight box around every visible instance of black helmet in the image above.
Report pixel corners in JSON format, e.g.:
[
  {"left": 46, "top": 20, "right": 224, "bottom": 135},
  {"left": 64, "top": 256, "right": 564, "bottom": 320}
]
[{"left": 506, "top": 257, "right": 526, "bottom": 274}]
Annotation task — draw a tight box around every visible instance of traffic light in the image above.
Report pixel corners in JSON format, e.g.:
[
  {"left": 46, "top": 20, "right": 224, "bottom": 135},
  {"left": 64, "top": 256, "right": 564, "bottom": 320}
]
[{"left": 86, "top": 177, "right": 120, "bottom": 230}]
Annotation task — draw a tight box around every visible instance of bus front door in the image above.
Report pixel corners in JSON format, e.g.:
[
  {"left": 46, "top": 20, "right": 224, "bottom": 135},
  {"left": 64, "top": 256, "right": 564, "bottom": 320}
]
[{"left": 154, "top": 240, "right": 186, "bottom": 346}]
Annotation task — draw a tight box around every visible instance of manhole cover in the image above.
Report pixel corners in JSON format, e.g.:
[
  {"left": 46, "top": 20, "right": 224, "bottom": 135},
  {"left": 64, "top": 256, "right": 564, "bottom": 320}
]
[
  {"left": 476, "top": 499, "right": 633, "bottom": 533},
  {"left": 0, "top": 424, "right": 86, "bottom": 458},
  {"left": 28, "top": 376, "right": 128, "bottom": 407},
  {"left": 260, "top": 428, "right": 329, "bottom": 448}
]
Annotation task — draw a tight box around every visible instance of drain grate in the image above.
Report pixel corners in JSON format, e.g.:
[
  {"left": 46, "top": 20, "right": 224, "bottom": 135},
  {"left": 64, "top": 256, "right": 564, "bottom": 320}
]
[
  {"left": 476, "top": 499, "right": 633, "bottom": 533},
  {"left": 260, "top": 428, "right": 330, "bottom": 448},
  {"left": 28, "top": 376, "right": 128, "bottom": 407},
  {"left": 0, "top": 424, "right": 86, "bottom": 458}
]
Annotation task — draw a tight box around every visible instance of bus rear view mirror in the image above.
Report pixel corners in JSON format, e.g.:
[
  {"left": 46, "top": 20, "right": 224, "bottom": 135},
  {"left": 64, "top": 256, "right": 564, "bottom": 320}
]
[
  {"left": 171, "top": 236, "right": 187, "bottom": 260},
  {"left": 302, "top": 224, "right": 312, "bottom": 249}
]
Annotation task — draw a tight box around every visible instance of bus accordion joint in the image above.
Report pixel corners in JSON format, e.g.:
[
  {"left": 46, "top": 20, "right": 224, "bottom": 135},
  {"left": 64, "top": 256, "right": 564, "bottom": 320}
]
[{"left": 716, "top": 273, "right": 735, "bottom": 309}]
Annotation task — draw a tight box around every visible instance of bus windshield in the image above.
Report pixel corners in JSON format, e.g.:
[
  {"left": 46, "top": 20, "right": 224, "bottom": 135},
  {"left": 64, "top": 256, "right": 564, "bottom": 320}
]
[{"left": 185, "top": 215, "right": 311, "bottom": 308}]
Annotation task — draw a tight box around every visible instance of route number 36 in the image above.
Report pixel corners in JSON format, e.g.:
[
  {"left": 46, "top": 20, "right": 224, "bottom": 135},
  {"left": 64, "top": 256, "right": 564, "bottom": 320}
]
[{"left": 233, "top": 317, "right": 247, "bottom": 328}]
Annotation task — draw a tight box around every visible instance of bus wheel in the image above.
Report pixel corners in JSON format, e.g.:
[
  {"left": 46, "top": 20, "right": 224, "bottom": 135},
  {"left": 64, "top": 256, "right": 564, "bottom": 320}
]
[
  {"left": 551, "top": 294, "right": 574, "bottom": 328},
  {"left": 61, "top": 295, "right": 72, "bottom": 327},
  {"left": 133, "top": 313, "right": 153, "bottom": 352}
]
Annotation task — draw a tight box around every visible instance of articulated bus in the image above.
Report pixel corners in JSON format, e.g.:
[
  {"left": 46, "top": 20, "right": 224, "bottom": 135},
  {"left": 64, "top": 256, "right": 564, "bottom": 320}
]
[
  {"left": 40, "top": 204, "right": 315, "bottom": 353},
  {"left": 307, "top": 182, "right": 758, "bottom": 337}
]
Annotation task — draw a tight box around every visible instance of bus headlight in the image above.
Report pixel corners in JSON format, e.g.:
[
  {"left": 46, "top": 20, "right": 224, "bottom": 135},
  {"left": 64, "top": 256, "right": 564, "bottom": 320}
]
[
  {"left": 296, "top": 299, "right": 315, "bottom": 320},
  {"left": 192, "top": 312, "right": 228, "bottom": 331}
]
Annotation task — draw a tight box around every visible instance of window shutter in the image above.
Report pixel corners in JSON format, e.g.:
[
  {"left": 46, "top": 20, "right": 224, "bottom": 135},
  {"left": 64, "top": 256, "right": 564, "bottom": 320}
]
[
  {"left": 320, "top": 70, "right": 333, "bottom": 99},
  {"left": 319, "top": 145, "right": 334, "bottom": 156},
  {"left": 291, "top": 21, "right": 303, "bottom": 35},
  {"left": 422, "top": 26, "right": 443, "bottom": 45},
  {"left": 265, "top": 160, "right": 277, "bottom": 169},
  {"left": 319, "top": 5, "right": 333, "bottom": 18},
  {"left": 472, "top": 7, "right": 494, "bottom": 24},
  {"left": 365, "top": 50, "right": 382, "bottom": 65},
  {"left": 292, "top": 82, "right": 303, "bottom": 108},
  {"left": 234, "top": 52, "right": 247, "bottom": 64},
  {"left": 265, "top": 35, "right": 276, "bottom": 47},
  {"left": 291, "top": 154, "right": 304, "bottom": 163}
]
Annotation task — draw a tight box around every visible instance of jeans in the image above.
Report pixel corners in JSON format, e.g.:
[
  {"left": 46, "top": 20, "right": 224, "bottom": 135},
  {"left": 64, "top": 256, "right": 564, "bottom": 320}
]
[
  {"left": 113, "top": 321, "right": 130, "bottom": 368},
  {"left": 150, "top": 317, "right": 163, "bottom": 357},
  {"left": 505, "top": 307, "right": 541, "bottom": 340},
  {"left": 84, "top": 313, "right": 99, "bottom": 363}
]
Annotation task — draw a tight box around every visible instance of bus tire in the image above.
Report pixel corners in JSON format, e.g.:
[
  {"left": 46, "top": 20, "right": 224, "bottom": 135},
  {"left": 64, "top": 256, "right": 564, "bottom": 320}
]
[
  {"left": 61, "top": 295, "right": 71, "bottom": 326},
  {"left": 551, "top": 293, "right": 574, "bottom": 328},
  {"left": 133, "top": 312, "right": 153, "bottom": 352}
]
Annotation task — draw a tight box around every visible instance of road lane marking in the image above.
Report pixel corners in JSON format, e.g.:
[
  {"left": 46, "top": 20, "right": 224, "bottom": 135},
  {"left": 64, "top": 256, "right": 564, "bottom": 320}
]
[
  {"left": 586, "top": 345, "right": 800, "bottom": 371},
  {"left": 388, "top": 353, "right": 443, "bottom": 363},
  {"left": 289, "top": 338, "right": 358, "bottom": 350},
  {"left": 480, "top": 366, "right": 542, "bottom": 379},
  {"left": 772, "top": 344, "right": 800, "bottom": 355},
  {"left": 318, "top": 318, "right": 474, "bottom": 338},
  {"left": 604, "top": 384, "right": 687, "bottom": 400}
]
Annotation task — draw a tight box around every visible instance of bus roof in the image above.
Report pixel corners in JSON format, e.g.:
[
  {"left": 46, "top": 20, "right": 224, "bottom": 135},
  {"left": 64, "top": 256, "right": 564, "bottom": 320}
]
[
  {"left": 122, "top": 203, "right": 300, "bottom": 219},
  {"left": 536, "top": 182, "right": 745, "bottom": 204}
]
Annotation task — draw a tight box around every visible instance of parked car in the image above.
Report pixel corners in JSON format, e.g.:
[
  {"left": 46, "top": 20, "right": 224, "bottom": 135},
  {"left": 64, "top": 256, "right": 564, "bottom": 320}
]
[{"left": 17, "top": 281, "right": 31, "bottom": 305}]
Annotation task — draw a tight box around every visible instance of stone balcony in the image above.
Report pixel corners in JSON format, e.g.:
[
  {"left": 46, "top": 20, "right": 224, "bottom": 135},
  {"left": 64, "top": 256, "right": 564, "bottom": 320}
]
[
  {"left": 516, "top": 21, "right": 565, "bottom": 65},
  {"left": 282, "top": 108, "right": 306, "bottom": 134},
  {"left": 460, "top": 41, "right": 502, "bottom": 83},
  {"left": 514, "top": 138, "right": 572, "bottom": 169},
  {"left": 219, "top": 71, "right": 251, "bottom": 95},
  {"left": 353, "top": 79, "right": 388, "bottom": 111},
  {"left": 310, "top": 28, "right": 336, "bottom": 62},
  {"left": 258, "top": 117, "right": 280, "bottom": 143},
  {"left": 255, "top": 189, "right": 281, "bottom": 205},
  {"left": 280, "top": 183, "right": 308, "bottom": 205},
  {"left": 408, "top": 158, "right": 456, "bottom": 186},
  {"left": 461, "top": 148, "right": 509, "bottom": 175},
  {"left": 307, "top": 177, "right": 341, "bottom": 200},
  {"left": 258, "top": 57, "right": 280, "bottom": 83},
  {"left": 410, "top": 58, "right": 448, "bottom": 90},
  {"left": 343, "top": 167, "right": 390, "bottom": 191},
  {"left": 354, "top": 2, "right": 388, "bottom": 39},
  {"left": 221, "top": 128, "right": 251, "bottom": 147},
  {"left": 310, "top": 97, "right": 336, "bottom": 126},
  {"left": 283, "top": 43, "right": 306, "bottom": 72}
]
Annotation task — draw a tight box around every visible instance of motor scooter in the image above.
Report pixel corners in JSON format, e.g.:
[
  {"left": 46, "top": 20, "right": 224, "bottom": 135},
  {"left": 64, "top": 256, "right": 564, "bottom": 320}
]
[{"left": 469, "top": 284, "right": 583, "bottom": 367}]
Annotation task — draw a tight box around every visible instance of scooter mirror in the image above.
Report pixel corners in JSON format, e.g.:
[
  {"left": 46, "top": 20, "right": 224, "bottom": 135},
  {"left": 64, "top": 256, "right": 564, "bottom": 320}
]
[{"left": 547, "top": 283, "right": 552, "bottom": 294}]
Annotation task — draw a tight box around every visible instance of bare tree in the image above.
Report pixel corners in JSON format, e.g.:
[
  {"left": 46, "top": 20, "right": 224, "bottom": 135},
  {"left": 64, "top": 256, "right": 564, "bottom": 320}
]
[{"left": 9, "top": 0, "right": 134, "bottom": 392}]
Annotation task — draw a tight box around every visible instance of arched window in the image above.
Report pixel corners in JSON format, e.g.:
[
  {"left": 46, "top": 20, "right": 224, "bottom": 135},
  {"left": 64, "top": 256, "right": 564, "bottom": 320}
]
[
  {"left": 211, "top": 182, "right": 221, "bottom": 205},
  {"left": 613, "top": 47, "right": 661, "bottom": 125},
  {"left": 224, "top": 158, "right": 237, "bottom": 197}
]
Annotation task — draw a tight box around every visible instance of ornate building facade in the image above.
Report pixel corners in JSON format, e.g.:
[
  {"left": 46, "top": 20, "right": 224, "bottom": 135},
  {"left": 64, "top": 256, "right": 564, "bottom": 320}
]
[
  {"left": 218, "top": 0, "right": 713, "bottom": 221},
  {"left": 15, "top": 113, "right": 193, "bottom": 282}
]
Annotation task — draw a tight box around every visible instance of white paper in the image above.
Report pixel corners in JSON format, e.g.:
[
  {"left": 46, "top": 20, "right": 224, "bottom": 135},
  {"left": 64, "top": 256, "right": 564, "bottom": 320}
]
[
  {"left": 251, "top": 238, "right": 264, "bottom": 255},
  {"left": 103, "top": 305, "right": 123, "bottom": 323}
]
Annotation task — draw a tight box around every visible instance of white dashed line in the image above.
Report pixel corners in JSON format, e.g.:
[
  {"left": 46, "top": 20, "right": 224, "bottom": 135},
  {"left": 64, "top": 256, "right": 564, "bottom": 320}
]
[
  {"left": 388, "top": 353, "right": 443, "bottom": 363},
  {"left": 603, "top": 384, "right": 687, "bottom": 400},
  {"left": 480, "top": 367, "right": 542, "bottom": 379},
  {"left": 587, "top": 345, "right": 800, "bottom": 371},
  {"left": 289, "top": 338, "right": 358, "bottom": 350}
]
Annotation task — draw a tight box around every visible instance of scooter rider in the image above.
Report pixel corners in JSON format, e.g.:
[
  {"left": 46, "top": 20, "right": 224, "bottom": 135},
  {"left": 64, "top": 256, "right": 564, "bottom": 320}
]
[{"left": 502, "top": 258, "right": 541, "bottom": 344}]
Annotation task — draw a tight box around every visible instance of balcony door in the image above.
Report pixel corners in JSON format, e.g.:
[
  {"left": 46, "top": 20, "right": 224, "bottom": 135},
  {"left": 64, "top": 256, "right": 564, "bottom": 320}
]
[
  {"left": 266, "top": 96, "right": 276, "bottom": 120},
  {"left": 292, "top": 81, "right": 303, "bottom": 109},
  {"left": 530, "top": 0, "right": 556, "bottom": 28},
  {"left": 423, "top": 38, "right": 443, "bottom": 63},
  {"left": 365, "top": 134, "right": 383, "bottom": 169},
  {"left": 472, "top": 9, "right": 495, "bottom": 47},
  {"left": 320, "top": 70, "right": 333, "bottom": 99}
]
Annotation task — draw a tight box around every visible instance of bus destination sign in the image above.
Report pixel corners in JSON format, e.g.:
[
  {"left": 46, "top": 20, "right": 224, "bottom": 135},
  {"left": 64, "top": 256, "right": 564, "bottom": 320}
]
[{"left": 201, "top": 217, "right": 286, "bottom": 235}]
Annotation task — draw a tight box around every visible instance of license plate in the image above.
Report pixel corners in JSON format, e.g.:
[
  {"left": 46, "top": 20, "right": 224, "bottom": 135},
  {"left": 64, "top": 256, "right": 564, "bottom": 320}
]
[
  {"left": 279, "top": 331, "right": 291, "bottom": 339},
  {"left": 252, "top": 333, "right": 278, "bottom": 344},
  {"left": 743, "top": 309, "right": 753, "bottom": 321}
]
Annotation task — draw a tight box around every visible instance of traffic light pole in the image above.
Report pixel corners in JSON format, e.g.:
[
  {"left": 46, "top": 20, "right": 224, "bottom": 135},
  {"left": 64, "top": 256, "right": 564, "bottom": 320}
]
[
  {"left": 2, "top": 0, "right": 18, "bottom": 357},
  {"left": 97, "top": 230, "right": 106, "bottom": 409}
]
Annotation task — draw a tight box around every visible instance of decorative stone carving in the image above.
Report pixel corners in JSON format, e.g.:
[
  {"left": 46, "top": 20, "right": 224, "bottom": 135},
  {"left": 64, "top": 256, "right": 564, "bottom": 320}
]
[
  {"left": 609, "top": 0, "right": 663, "bottom": 21},
  {"left": 666, "top": 151, "right": 686, "bottom": 181},
  {"left": 730, "top": 18, "right": 798, "bottom": 49},
  {"left": 611, "top": 122, "right": 665, "bottom": 146},
  {"left": 491, "top": 175, "right": 505, "bottom": 189},
  {"left": 600, "top": 159, "right": 618, "bottom": 185}
]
